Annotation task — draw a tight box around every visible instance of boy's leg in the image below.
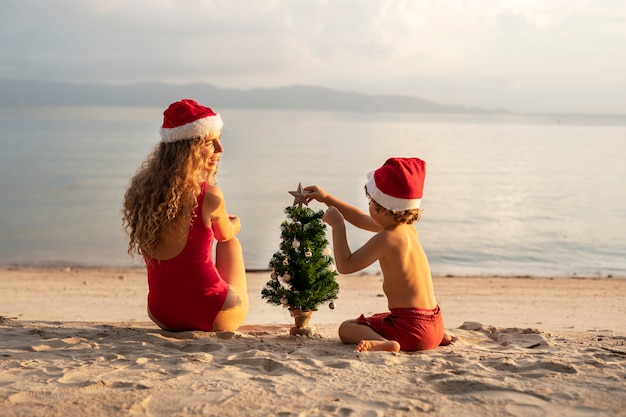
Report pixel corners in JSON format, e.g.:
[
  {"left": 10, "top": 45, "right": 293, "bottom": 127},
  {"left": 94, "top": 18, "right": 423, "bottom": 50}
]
[
  {"left": 338, "top": 320, "right": 384, "bottom": 343},
  {"left": 338, "top": 320, "right": 400, "bottom": 352},
  {"left": 212, "top": 238, "right": 249, "bottom": 331}
]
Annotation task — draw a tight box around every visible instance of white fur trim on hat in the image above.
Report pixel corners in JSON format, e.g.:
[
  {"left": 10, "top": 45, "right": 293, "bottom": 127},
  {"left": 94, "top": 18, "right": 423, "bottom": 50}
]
[
  {"left": 365, "top": 171, "right": 422, "bottom": 211},
  {"left": 160, "top": 115, "right": 223, "bottom": 143}
]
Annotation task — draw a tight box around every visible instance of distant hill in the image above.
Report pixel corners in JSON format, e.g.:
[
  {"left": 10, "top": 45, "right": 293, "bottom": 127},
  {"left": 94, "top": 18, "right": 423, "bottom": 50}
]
[{"left": 0, "top": 79, "right": 510, "bottom": 114}]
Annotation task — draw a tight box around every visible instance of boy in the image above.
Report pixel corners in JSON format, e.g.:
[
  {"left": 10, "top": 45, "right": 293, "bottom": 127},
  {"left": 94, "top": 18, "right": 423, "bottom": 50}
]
[{"left": 304, "top": 157, "right": 452, "bottom": 352}]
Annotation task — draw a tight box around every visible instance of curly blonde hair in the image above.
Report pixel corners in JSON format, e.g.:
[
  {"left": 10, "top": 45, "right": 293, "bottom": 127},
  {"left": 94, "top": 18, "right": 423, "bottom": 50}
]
[
  {"left": 365, "top": 188, "right": 423, "bottom": 224},
  {"left": 122, "top": 135, "right": 217, "bottom": 259}
]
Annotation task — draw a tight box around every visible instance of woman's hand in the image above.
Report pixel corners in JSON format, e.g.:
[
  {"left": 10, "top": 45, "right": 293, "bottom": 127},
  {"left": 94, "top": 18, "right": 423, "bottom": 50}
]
[{"left": 228, "top": 215, "right": 241, "bottom": 236}]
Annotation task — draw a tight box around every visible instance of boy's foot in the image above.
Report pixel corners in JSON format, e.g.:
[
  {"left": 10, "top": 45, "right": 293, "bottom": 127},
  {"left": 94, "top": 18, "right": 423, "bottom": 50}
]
[
  {"left": 356, "top": 339, "right": 401, "bottom": 352},
  {"left": 440, "top": 332, "right": 456, "bottom": 346}
]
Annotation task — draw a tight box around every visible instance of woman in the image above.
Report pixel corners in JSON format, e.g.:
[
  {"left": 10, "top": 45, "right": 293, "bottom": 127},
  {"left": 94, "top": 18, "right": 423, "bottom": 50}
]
[{"left": 122, "top": 99, "right": 248, "bottom": 332}]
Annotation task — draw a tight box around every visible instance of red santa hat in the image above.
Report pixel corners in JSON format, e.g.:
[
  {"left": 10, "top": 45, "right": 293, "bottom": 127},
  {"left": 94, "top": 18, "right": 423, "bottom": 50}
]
[
  {"left": 159, "top": 99, "right": 223, "bottom": 143},
  {"left": 365, "top": 157, "right": 426, "bottom": 211}
]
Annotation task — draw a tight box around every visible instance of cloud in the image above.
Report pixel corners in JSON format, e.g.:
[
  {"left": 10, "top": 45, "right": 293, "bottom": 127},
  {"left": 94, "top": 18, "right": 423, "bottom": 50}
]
[{"left": 1, "top": 0, "right": 625, "bottom": 114}]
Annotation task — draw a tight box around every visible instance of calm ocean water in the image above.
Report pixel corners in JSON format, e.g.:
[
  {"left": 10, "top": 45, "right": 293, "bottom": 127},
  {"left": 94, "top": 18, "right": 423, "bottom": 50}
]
[{"left": 1, "top": 106, "right": 625, "bottom": 277}]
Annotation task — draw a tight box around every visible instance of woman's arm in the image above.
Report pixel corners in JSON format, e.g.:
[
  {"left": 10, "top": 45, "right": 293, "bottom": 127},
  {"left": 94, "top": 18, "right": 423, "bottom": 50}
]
[{"left": 203, "top": 184, "right": 241, "bottom": 242}]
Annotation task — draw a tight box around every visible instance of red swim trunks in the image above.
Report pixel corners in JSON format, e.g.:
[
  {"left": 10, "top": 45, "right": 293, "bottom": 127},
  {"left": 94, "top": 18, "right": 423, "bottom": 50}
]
[{"left": 356, "top": 306, "right": 444, "bottom": 351}]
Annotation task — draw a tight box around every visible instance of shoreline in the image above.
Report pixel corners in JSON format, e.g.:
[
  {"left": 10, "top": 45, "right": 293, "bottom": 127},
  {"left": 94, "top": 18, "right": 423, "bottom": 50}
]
[
  {"left": 3, "top": 263, "right": 624, "bottom": 278},
  {"left": 2, "top": 266, "right": 625, "bottom": 332}
]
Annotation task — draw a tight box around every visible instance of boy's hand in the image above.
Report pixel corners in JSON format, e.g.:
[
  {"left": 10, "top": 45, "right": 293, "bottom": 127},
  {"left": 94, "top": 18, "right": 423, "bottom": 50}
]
[
  {"left": 322, "top": 206, "right": 344, "bottom": 227},
  {"left": 303, "top": 185, "right": 328, "bottom": 204}
]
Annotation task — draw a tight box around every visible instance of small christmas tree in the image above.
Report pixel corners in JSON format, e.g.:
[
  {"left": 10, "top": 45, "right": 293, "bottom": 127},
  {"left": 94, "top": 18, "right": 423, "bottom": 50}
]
[{"left": 262, "top": 183, "right": 339, "bottom": 335}]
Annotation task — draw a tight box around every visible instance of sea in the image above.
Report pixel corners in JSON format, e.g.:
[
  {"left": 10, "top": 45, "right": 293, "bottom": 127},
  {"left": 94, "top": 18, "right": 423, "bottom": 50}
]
[{"left": 1, "top": 106, "right": 625, "bottom": 278}]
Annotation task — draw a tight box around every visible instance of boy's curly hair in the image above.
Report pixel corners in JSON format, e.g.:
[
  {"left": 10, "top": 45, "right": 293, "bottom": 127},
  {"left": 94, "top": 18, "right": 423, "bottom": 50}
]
[
  {"left": 365, "top": 188, "right": 423, "bottom": 224},
  {"left": 122, "top": 135, "right": 217, "bottom": 259}
]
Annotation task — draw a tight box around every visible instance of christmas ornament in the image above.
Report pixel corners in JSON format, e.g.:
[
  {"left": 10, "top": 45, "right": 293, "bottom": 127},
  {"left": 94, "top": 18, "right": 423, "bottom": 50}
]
[
  {"left": 292, "top": 239, "right": 300, "bottom": 249},
  {"left": 288, "top": 182, "right": 311, "bottom": 207}
]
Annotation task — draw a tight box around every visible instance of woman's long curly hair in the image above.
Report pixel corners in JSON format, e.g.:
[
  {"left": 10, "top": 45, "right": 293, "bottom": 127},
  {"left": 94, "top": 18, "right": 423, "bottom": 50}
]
[{"left": 122, "top": 135, "right": 217, "bottom": 259}]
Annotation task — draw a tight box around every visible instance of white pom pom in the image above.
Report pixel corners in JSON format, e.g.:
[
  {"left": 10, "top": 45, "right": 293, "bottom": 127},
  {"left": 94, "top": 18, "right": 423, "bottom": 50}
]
[{"left": 323, "top": 247, "right": 331, "bottom": 256}]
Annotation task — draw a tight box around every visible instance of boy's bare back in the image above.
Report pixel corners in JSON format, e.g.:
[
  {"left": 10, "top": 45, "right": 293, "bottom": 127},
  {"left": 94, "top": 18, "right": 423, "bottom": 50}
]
[{"left": 374, "top": 224, "right": 438, "bottom": 311}]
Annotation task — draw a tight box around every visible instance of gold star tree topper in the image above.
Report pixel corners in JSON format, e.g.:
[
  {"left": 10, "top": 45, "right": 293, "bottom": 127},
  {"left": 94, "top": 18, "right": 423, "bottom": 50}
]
[{"left": 289, "top": 182, "right": 311, "bottom": 207}]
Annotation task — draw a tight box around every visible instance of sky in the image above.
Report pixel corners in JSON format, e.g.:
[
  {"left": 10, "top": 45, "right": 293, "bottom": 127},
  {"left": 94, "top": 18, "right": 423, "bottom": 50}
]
[{"left": 1, "top": 0, "right": 625, "bottom": 115}]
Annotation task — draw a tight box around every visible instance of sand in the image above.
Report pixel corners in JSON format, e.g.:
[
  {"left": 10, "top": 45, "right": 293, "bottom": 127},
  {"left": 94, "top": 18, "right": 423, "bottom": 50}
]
[{"left": 1, "top": 267, "right": 625, "bottom": 416}]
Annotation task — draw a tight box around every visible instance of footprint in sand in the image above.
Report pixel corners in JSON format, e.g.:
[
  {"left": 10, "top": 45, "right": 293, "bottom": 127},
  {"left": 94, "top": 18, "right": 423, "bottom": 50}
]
[
  {"left": 433, "top": 379, "right": 550, "bottom": 402},
  {"left": 488, "top": 360, "right": 578, "bottom": 377}
]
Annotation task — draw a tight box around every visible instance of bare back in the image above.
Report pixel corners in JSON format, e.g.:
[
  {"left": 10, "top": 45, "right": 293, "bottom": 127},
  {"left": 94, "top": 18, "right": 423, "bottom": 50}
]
[
  {"left": 375, "top": 224, "right": 438, "bottom": 311},
  {"left": 146, "top": 217, "right": 188, "bottom": 261}
]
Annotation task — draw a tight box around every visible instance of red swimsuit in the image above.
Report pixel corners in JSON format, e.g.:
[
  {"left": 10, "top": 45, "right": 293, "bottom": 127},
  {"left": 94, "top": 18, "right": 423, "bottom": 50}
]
[{"left": 145, "top": 183, "right": 229, "bottom": 331}]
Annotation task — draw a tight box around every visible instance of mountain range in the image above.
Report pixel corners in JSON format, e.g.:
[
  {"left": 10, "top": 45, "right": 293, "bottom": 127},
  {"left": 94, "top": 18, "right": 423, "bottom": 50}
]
[{"left": 0, "top": 79, "right": 510, "bottom": 114}]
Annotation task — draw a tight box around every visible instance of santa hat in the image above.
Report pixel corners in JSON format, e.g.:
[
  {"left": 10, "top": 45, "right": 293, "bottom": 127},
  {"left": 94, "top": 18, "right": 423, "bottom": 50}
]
[
  {"left": 159, "top": 99, "right": 223, "bottom": 143},
  {"left": 365, "top": 157, "right": 426, "bottom": 211}
]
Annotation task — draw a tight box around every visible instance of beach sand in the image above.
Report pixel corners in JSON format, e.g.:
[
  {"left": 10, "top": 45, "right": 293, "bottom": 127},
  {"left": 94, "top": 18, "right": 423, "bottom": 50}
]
[{"left": 1, "top": 267, "right": 625, "bottom": 416}]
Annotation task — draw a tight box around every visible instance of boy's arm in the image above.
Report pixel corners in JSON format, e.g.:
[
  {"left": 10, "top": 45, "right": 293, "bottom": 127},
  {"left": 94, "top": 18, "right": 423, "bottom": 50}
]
[
  {"left": 305, "top": 185, "right": 382, "bottom": 232},
  {"left": 324, "top": 207, "right": 383, "bottom": 274}
]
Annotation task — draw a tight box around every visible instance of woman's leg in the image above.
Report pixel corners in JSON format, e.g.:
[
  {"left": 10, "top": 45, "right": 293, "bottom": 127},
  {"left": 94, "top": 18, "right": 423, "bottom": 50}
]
[{"left": 212, "top": 237, "right": 249, "bottom": 331}]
